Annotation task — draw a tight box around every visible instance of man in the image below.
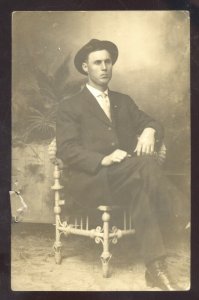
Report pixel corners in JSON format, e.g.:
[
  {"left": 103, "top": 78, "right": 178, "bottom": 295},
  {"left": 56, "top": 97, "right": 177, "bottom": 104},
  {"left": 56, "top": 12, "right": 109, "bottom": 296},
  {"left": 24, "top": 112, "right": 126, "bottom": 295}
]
[{"left": 56, "top": 39, "right": 180, "bottom": 290}]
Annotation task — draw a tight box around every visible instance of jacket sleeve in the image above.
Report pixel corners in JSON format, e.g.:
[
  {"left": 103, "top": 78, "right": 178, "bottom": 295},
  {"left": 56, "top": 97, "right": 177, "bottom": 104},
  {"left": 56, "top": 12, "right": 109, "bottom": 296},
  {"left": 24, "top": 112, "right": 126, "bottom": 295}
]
[
  {"left": 127, "top": 96, "right": 164, "bottom": 142},
  {"left": 56, "top": 99, "right": 105, "bottom": 174}
]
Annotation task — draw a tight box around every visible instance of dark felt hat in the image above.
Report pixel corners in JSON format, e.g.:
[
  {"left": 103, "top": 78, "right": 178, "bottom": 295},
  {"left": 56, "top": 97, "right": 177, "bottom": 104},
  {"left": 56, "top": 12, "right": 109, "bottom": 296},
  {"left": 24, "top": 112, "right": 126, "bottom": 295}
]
[{"left": 74, "top": 39, "right": 118, "bottom": 75}]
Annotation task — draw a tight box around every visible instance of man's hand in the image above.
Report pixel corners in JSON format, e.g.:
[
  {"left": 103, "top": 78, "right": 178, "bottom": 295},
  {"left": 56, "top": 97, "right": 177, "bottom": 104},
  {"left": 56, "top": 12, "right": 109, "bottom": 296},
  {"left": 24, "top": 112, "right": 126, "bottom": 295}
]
[
  {"left": 101, "top": 149, "right": 130, "bottom": 166},
  {"left": 134, "top": 128, "right": 155, "bottom": 156}
]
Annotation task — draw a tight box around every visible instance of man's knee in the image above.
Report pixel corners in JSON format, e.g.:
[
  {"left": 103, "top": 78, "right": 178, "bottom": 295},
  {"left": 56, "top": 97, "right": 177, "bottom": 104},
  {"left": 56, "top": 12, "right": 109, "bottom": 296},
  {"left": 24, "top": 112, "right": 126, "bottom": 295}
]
[
  {"left": 140, "top": 156, "right": 160, "bottom": 171},
  {"left": 124, "top": 155, "right": 162, "bottom": 181},
  {"left": 138, "top": 156, "right": 162, "bottom": 189}
]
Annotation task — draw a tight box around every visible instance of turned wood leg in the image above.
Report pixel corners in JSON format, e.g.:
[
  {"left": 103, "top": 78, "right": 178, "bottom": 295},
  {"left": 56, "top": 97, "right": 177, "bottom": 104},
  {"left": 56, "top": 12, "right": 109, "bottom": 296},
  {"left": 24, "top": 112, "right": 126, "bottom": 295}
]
[
  {"left": 101, "top": 210, "right": 112, "bottom": 278},
  {"left": 54, "top": 200, "right": 62, "bottom": 264},
  {"left": 51, "top": 164, "right": 64, "bottom": 264}
]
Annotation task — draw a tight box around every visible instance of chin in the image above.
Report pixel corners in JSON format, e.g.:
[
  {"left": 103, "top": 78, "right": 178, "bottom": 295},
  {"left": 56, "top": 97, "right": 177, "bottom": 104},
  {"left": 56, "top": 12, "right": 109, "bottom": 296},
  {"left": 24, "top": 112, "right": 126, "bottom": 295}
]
[{"left": 99, "top": 78, "right": 110, "bottom": 85}]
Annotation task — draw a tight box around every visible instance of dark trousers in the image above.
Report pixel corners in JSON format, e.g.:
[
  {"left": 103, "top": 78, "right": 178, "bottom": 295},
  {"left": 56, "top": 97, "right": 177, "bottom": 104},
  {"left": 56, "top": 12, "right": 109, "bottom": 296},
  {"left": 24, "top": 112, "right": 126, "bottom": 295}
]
[{"left": 107, "top": 156, "right": 185, "bottom": 265}]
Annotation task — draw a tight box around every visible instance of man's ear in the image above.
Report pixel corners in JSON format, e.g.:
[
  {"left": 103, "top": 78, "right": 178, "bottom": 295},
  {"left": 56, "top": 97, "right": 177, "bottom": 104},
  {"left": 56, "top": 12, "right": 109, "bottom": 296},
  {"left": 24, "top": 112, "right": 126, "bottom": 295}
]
[{"left": 82, "top": 62, "right": 88, "bottom": 74}]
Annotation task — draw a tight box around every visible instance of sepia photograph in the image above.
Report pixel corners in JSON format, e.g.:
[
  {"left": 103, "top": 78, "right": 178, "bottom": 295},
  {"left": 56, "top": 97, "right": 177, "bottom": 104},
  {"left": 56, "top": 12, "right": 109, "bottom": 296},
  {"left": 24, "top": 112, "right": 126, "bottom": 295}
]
[{"left": 11, "top": 11, "right": 190, "bottom": 291}]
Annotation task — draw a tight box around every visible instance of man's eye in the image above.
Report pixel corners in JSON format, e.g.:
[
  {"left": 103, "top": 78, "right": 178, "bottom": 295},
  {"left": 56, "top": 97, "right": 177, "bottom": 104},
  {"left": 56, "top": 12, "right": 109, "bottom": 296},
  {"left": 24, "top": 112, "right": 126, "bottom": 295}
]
[{"left": 94, "top": 60, "right": 112, "bottom": 65}]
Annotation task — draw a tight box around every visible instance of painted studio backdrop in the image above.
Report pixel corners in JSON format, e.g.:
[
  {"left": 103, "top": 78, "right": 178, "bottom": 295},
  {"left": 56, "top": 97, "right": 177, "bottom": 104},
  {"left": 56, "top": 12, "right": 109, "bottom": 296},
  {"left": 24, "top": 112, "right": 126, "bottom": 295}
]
[{"left": 12, "top": 11, "right": 190, "bottom": 223}]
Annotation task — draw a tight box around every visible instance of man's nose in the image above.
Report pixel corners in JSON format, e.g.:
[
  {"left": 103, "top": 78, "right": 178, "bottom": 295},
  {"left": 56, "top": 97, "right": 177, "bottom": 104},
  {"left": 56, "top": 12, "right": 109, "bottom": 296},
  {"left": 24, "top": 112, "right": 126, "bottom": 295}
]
[{"left": 101, "top": 62, "right": 107, "bottom": 70}]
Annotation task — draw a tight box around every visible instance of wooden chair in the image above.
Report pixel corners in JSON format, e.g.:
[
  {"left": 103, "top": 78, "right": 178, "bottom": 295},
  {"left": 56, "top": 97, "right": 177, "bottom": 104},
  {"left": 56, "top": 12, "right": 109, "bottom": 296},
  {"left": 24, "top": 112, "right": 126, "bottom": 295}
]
[{"left": 48, "top": 138, "right": 166, "bottom": 277}]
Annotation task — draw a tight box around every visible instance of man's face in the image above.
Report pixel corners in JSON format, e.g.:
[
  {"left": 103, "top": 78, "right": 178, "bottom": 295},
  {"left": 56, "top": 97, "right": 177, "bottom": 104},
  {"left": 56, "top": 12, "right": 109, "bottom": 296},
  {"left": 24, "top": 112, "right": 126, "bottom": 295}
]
[{"left": 82, "top": 49, "right": 113, "bottom": 90}]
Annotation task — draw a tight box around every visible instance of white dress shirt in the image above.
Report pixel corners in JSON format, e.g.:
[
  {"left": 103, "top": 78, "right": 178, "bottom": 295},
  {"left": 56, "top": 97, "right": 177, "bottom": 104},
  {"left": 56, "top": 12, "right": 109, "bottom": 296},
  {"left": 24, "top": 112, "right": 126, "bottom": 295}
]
[{"left": 86, "top": 84, "right": 111, "bottom": 121}]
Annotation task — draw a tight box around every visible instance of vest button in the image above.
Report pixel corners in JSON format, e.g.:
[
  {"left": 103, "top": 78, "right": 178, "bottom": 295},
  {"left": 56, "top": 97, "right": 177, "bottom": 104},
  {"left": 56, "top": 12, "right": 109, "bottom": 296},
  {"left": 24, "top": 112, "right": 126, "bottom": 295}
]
[
  {"left": 111, "top": 142, "right": 115, "bottom": 146},
  {"left": 108, "top": 127, "right": 112, "bottom": 131}
]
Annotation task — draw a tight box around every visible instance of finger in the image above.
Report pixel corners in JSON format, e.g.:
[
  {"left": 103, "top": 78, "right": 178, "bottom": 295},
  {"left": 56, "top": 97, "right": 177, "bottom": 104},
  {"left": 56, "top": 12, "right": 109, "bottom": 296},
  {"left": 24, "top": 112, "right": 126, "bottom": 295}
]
[
  {"left": 122, "top": 152, "right": 128, "bottom": 159},
  {"left": 118, "top": 150, "right": 127, "bottom": 158},
  {"left": 143, "top": 144, "right": 151, "bottom": 155},
  {"left": 113, "top": 157, "right": 122, "bottom": 162},
  {"left": 136, "top": 144, "right": 142, "bottom": 156},
  {"left": 118, "top": 156, "right": 125, "bottom": 161},
  {"left": 115, "top": 159, "right": 122, "bottom": 163},
  {"left": 121, "top": 155, "right": 127, "bottom": 160},
  {"left": 117, "top": 152, "right": 126, "bottom": 160},
  {"left": 150, "top": 144, "right": 154, "bottom": 154},
  {"left": 113, "top": 154, "right": 124, "bottom": 161},
  {"left": 149, "top": 145, "right": 153, "bottom": 155},
  {"left": 145, "top": 145, "right": 150, "bottom": 155},
  {"left": 140, "top": 144, "right": 147, "bottom": 156},
  {"left": 134, "top": 143, "right": 139, "bottom": 153},
  {"left": 116, "top": 155, "right": 124, "bottom": 159},
  {"left": 121, "top": 154, "right": 128, "bottom": 160}
]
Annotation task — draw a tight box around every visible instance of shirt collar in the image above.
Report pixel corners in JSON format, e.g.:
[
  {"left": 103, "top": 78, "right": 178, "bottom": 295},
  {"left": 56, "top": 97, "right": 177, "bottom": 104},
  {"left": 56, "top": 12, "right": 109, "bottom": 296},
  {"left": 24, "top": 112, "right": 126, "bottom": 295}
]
[{"left": 86, "top": 84, "right": 108, "bottom": 98}]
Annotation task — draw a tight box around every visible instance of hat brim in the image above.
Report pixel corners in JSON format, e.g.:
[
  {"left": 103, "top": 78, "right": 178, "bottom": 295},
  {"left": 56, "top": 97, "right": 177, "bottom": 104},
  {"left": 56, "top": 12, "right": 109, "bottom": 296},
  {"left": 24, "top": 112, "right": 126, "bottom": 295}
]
[{"left": 74, "top": 39, "right": 118, "bottom": 75}]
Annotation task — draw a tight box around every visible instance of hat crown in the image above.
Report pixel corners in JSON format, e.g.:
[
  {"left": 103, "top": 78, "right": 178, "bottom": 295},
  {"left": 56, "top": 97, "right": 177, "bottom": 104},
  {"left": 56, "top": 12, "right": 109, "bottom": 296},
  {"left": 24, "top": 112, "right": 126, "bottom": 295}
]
[
  {"left": 85, "top": 39, "right": 101, "bottom": 52},
  {"left": 89, "top": 39, "right": 101, "bottom": 44}
]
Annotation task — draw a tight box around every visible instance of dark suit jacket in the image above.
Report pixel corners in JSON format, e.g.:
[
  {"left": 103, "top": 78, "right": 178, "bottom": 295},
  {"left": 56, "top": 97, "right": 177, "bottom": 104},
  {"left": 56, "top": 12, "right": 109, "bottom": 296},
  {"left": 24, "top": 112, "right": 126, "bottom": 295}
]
[{"left": 56, "top": 86, "right": 164, "bottom": 207}]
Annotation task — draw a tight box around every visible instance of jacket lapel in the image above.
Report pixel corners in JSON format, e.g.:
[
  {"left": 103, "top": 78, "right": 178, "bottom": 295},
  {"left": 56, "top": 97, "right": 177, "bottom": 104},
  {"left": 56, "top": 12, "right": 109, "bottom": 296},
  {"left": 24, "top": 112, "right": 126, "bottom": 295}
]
[
  {"left": 82, "top": 86, "right": 112, "bottom": 126},
  {"left": 108, "top": 90, "right": 120, "bottom": 128}
]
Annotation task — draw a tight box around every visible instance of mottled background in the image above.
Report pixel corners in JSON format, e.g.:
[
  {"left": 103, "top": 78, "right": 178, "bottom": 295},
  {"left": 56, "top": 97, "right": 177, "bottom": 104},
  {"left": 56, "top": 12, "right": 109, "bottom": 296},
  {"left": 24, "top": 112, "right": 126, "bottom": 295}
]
[{"left": 12, "top": 11, "right": 190, "bottom": 223}]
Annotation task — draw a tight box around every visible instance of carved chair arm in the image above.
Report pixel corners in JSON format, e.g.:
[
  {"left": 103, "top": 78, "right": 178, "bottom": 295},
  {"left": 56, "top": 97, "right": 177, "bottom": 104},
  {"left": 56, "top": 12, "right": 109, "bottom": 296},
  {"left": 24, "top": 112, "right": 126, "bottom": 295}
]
[{"left": 155, "top": 142, "right": 167, "bottom": 165}]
